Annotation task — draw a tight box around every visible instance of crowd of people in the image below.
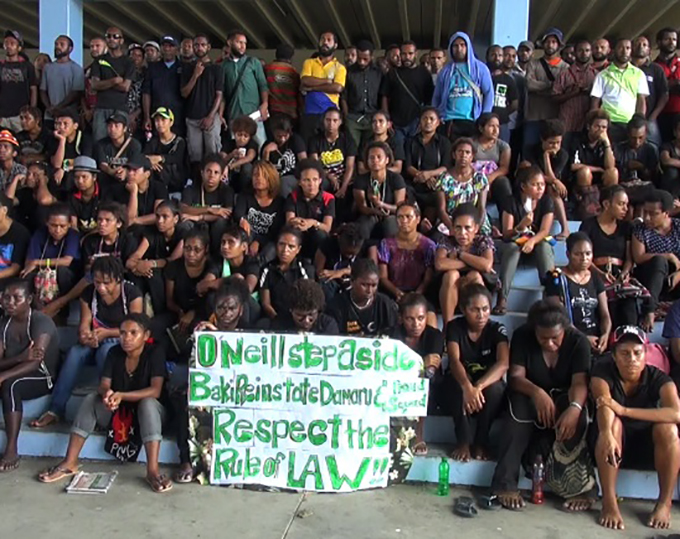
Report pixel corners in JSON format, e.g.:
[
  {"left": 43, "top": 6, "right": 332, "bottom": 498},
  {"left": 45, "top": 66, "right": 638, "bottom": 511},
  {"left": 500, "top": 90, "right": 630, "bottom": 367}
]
[{"left": 0, "top": 21, "right": 679, "bottom": 531}]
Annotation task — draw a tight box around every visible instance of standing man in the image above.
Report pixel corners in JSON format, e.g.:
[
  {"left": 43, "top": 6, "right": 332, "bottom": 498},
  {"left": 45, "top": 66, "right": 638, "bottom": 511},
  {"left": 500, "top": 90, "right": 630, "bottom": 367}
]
[
  {"left": 385, "top": 44, "right": 402, "bottom": 71},
  {"left": 82, "top": 37, "right": 107, "bottom": 132},
  {"left": 265, "top": 43, "right": 300, "bottom": 126},
  {"left": 381, "top": 40, "right": 434, "bottom": 142},
  {"left": 221, "top": 30, "right": 269, "bottom": 146},
  {"left": 143, "top": 41, "right": 161, "bottom": 64},
  {"left": 90, "top": 28, "right": 135, "bottom": 142},
  {"left": 504, "top": 44, "right": 528, "bottom": 169},
  {"left": 180, "top": 38, "right": 195, "bottom": 63},
  {"left": 0, "top": 30, "right": 37, "bottom": 133},
  {"left": 344, "top": 46, "right": 357, "bottom": 68},
  {"left": 592, "top": 38, "right": 611, "bottom": 72},
  {"left": 40, "top": 35, "right": 84, "bottom": 130},
  {"left": 433, "top": 32, "right": 493, "bottom": 141},
  {"left": 517, "top": 40, "right": 534, "bottom": 74},
  {"left": 561, "top": 44, "right": 576, "bottom": 65},
  {"left": 429, "top": 48, "right": 446, "bottom": 84},
  {"left": 142, "top": 35, "right": 184, "bottom": 136},
  {"left": 126, "top": 44, "right": 146, "bottom": 136},
  {"left": 591, "top": 38, "right": 649, "bottom": 143},
  {"left": 523, "top": 27, "right": 568, "bottom": 157},
  {"left": 486, "top": 44, "right": 518, "bottom": 142},
  {"left": 180, "top": 34, "right": 223, "bottom": 169},
  {"left": 552, "top": 39, "right": 597, "bottom": 148},
  {"left": 655, "top": 28, "right": 680, "bottom": 143},
  {"left": 341, "top": 40, "right": 383, "bottom": 148},
  {"left": 632, "top": 35, "right": 668, "bottom": 147}
]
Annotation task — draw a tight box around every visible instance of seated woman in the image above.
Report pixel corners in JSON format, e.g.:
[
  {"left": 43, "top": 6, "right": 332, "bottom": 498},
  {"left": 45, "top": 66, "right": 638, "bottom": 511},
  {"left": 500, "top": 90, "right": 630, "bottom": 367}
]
[
  {"left": 315, "top": 222, "right": 368, "bottom": 302},
  {"left": 579, "top": 185, "right": 637, "bottom": 327},
  {"left": 0, "top": 279, "right": 59, "bottom": 472},
  {"left": 31, "top": 256, "right": 144, "bottom": 428},
  {"left": 82, "top": 202, "right": 138, "bottom": 266},
  {"left": 391, "top": 292, "right": 444, "bottom": 456},
  {"left": 472, "top": 113, "right": 512, "bottom": 207},
  {"left": 494, "top": 166, "right": 555, "bottom": 315},
  {"left": 221, "top": 116, "right": 258, "bottom": 194},
  {"left": 632, "top": 189, "right": 680, "bottom": 331},
  {"left": 327, "top": 258, "right": 398, "bottom": 337},
  {"left": 544, "top": 232, "right": 612, "bottom": 355},
  {"left": 262, "top": 114, "right": 307, "bottom": 198},
  {"left": 271, "top": 279, "right": 339, "bottom": 334},
  {"left": 21, "top": 203, "right": 80, "bottom": 309},
  {"left": 126, "top": 199, "right": 184, "bottom": 316},
  {"left": 144, "top": 106, "right": 189, "bottom": 193},
  {"left": 437, "top": 137, "right": 491, "bottom": 237},
  {"left": 234, "top": 161, "right": 285, "bottom": 265},
  {"left": 404, "top": 107, "right": 452, "bottom": 219},
  {"left": 68, "top": 156, "right": 101, "bottom": 236},
  {"left": 660, "top": 116, "right": 680, "bottom": 198},
  {"left": 16, "top": 105, "right": 49, "bottom": 166},
  {"left": 259, "top": 226, "right": 315, "bottom": 323},
  {"left": 490, "top": 301, "right": 590, "bottom": 511},
  {"left": 285, "top": 158, "right": 335, "bottom": 259},
  {"left": 38, "top": 313, "right": 171, "bottom": 493},
  {"left": 353, "top": 141, "right": 406, "bottom": 241},
  {"left": 591, "top": 325, "right": 680, "bottom": 531},
  {"left": 357, "top": 111, "right": 405, "bottom": 175},
  {"left": 437, "top": 203, "right": 495, "bottom": 324},
  {"left": 377, "top": 202, "right": 436, "bottom": 325},
  {"left": 125, "top": 157, "right": 168, "bottom": 229},
  {"left": 445, "top": 284, "right": 508, "bottom": 462}
]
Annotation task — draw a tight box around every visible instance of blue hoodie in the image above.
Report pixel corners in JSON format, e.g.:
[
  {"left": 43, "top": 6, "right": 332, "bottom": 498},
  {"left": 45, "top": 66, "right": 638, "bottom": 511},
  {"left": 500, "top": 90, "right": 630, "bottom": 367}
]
[{"left": 432, "top": 32, "right": 494, "bottom": 121}]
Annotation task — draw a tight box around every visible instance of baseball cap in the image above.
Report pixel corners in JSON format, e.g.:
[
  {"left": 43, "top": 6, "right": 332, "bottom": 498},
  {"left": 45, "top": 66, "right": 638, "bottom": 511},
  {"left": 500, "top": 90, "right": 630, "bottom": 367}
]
[
  {"left": 106, "top": 112, "right": 128, "bottom": 126},
  {"left": 613, "top": 325, "right": 648, "bottom": 345},
  {"left": 160, "top": 35, "right": 178, "bottom": 47},
  {"left": 541, "top": 27, "right": 564, "bottom": 46},
  {"left": 152, "top": 107, "right": 175, "bottom": 122},
  {"left": 518, "top": 40, "right": 534, "bottom": 51},
  {"left": 73, "top": 156, "right": 99, "bottom": 173},
  {"left": 0, "top": 130, "right": 19, "bottom": 147},
  {"left": 128, "top": 43, "right": 143, "bottom": 53},
  {"left": 125, "top": 156, "right": 152, "bottom": 171},
  {"left": 143, "top": 40, "right": 160, "bottom": 52},
  {"left": 4, "top": 30, "right": 23, "bottom": 46}
]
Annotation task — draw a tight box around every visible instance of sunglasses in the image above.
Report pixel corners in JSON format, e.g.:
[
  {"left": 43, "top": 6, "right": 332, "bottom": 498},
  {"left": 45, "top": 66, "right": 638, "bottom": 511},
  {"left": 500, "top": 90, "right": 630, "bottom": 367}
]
[{"left": 105, "top": 33, "right": 122, "bottom": 40}]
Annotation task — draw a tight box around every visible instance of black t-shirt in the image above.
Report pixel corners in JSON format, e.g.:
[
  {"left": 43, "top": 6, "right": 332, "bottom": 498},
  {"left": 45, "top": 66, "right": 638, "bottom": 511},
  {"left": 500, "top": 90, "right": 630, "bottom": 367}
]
[
  {"left": 135, "top": 181, "right": 168, "bottom": 217},
  {"left": 69, "top": 189, "right": 100, "bottom": 234},
  {"left": 144, "top": 135, "right": 189, "bottom": 192},
  {"left": 327, "top": 292, "right": 398, "bottom": 337},
  {"left": 510, "top": 324, "right": 591, "bottom": 391},
  {"left": 503, "top": 193, "right": 554, "bottom": 233},
  {"left": 234, "top": 194, "right": 285, "bottom": 242},
  {"left": 527, "top": 144, "right": 569, "bottom": 180},
  {"left": 403, "top": 134, "right": 453, "bottom": 178},
  {"left": 579, "top": 217, "right": 631, "bottom": 263},
  {"left": 544, "top": 272, "right": 605, "bottom": 336},
  {"left": 446, "top": 317, "right": 508, "bottom": 381},
  {"left": 0, "top": 59, "right": 37, "bottom": 117},
  {"left": 144, "top": 227, "right": 183, "bottom": 260},
  {"left": 180, "top": 61, "right": 221, "bottom": 120},
  {"left": 90, "top": 54, "right": 136, "bottom": 111},
  {"left": 358, "top": 135, "right": 405, "bottom": 166},
  {"left": 165, "top": 259, "right": 219, "bottom": 314},
  {"left": 17, "top": 129, "right": 50, "bottom": 161},
  {"left": 102, "top": 344, "right": 166, "bottom": 393},
  {"left": 639, "top": 62, "right": 668, "bottom": 119},
  {"left": 491, "top": 73, "right": 519, "bottom": 125},
  {"left": 181, "top": 182, "right": 234, "bottom": 209},
  {"left": 570, "top": 134, "right": 609, "bottom": 169},
  {"left": 615, "top": 141, "right": 659, "bottom": 180},
  {"left": 284, "top": 189, "right": 336, "bottom": 221},
  {"left": 223, "top": 137, "right": 258, "bottom": 158},
  {"left": 220, "top": 254, "right": 260, "bottom": 280},
  {"left": 47, "top": 130, "right": 94, "bottom": 197},
  {"left": 94, "top": 137, "right": 143, "bottom": 201},
  {"left": 392, "top": 324, "right": 444, "bottom": 359},
  {"left": 0, "top": 221, "right": 30, "bottom": 271},
  {"left": 308, "top": 133, "right": 356, "bottom": 177},
  {"left": 82, "top": 281, "right": 142, "bottom": 329},
  {"left": 265, "top": 133, "right": 306, "bottom": 176},
  {"left": 271, "top": 312, "right": 339, "bottom": 335},
  {"left": 0, "top": 311, "right": 59, "bottom": 377},
  {"left": 380, "top": 66, "right": 434, "bottom": 127},
  {"left": 260, "top": 259, "right": 315, "bottom": 315},
  {"left": 82, "top": 232, "right": 138, "bottom": 265},
  {"left": 353, "top": 171, "right": 406, "bottom": 206}
]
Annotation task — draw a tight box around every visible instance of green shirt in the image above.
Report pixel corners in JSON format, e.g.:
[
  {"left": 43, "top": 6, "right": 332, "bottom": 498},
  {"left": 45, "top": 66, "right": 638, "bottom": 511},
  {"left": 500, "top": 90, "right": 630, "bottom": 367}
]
[{"left": 222, "top": 56, "right": 268, "bottom": 120}]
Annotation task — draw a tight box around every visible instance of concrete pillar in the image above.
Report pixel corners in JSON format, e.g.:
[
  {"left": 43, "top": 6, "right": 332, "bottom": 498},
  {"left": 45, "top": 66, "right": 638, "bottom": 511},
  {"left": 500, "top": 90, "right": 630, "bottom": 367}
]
[
  {"left": 39, "top": 0, "right": 83, "bottom": 65},
  {"left": 492, "top": 0, "right": 530, "bottom": 47}
]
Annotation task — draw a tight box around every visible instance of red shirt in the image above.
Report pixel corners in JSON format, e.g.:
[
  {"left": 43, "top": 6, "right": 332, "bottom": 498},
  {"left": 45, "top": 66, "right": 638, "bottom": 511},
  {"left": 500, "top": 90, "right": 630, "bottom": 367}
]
[
  {"left": 264, "top": 61, "right": 300, "bottom": 119},
  {"left": 655, "top": 55, "right": 680, "bottom": 113}
]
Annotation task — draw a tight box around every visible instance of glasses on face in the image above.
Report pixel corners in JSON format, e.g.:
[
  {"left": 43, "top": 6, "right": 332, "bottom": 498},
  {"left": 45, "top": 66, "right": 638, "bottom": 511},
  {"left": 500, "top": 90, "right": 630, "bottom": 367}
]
[
  {"left": 106, "top": 33, "right": 122, "bottom": 40},
  {"left": 184, "top": 245, "right": 204, "bottom": 254}
]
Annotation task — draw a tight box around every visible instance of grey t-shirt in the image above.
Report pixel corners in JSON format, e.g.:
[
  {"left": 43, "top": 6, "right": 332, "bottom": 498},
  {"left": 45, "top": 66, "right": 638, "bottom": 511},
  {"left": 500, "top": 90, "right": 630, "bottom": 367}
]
[
  {"left": 0, "top": 311, "right": 60, "bottom": 377},
  {"left": 472, "top": 138, "right": 509, "bottom": 165},
  {"left": 40, "top": 60, "right": 85, "bottom": 119}
]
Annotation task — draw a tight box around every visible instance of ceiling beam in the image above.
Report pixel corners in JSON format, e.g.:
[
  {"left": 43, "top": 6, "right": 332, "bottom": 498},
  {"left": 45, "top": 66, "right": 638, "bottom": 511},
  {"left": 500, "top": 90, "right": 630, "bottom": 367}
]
[
  {"left": 181, "top": 0, "right": 228, "bottom": 45},
  {"left": 323, "top": 0, "right": 351, "bottom": 48},
  {"left": 286, "top": 0, "right": 318, "bottom": 48},
  {"left": 433, "top": 0, "right": 443, "bottom": 49},
  {"left": 466, "top": 0, "right": 480, "bottom": 37},
  {"left": 82, "top": 3, "right": 147, "bottom": 45},
  {"left": 359, "top": 0, "right": 381, "bottom": 50},
  {"left": 253, "top": 0, "right": 294, "bottom": 47},
  {"left": 147, "top": 1, "right": 196, "bottom": 39},
  {"left": 531, "top": 0, "right": 561, "bottom": 42},
  {"left": 2, "top": 12, "right": 39, "bottom": 48},
  {"left": 109, "top": 1, "right": 165, "bottom": 41},
  {"left": 563, "top": 0, "right": 600, "bottom": 42},
  {"left": 398, "top": 0, "right": 410, "bottom": 43},
  {"left": 598, "top": 0, "right": 637, "bottom": 39},
  {"left": 216, "top": 0, "right": 266, "bottom": 49},
  {"left": 630, "top": 0, "right": 680, "bottom": 39}
]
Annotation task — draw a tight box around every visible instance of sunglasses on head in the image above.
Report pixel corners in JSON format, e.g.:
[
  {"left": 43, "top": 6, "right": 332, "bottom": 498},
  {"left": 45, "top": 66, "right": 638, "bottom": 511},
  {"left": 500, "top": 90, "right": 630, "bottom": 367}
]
[{"left": 105, "top": 33, "right": 122, "bottom": 40}]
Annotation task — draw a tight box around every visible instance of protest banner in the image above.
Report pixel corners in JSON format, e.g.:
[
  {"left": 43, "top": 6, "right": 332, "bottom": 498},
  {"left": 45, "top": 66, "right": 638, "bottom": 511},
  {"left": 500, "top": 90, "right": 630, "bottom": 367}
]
[{"left": 188, "top": 332, "right": 428, "bottom": 491}]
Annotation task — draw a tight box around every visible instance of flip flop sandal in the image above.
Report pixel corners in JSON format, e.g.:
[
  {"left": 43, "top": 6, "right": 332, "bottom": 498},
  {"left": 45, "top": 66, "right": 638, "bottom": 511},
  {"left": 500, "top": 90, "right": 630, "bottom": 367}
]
[
  {"left": 478, "top": 494, "right": 502, "bottom": 510},
  {"left": 174, "top": 468, "right": 194, "bottom": 484},
  {"left": 31, "top": 411, "right": 59, "bottom": 429},
  {"left": 453, "top": 496, "right": 478, "bottom": 518},
  {"left": 147, "top": 474, "right": 173, "bottom": 493},
  {"left": 38, "top": 464, "right": 77, "bottom": 483},
  {"left": 413, "top": 442, "right": 428, "bottom": 456}
]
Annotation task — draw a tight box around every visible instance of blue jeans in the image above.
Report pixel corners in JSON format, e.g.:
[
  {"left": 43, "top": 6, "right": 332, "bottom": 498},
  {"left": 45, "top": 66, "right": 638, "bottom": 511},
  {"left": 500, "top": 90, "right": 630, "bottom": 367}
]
[
  {"left": 49, "top": 338, "right": 118, "bottom": 417},
  {"left": 394, "top": 119, "right": 420, "bottom": 146}
]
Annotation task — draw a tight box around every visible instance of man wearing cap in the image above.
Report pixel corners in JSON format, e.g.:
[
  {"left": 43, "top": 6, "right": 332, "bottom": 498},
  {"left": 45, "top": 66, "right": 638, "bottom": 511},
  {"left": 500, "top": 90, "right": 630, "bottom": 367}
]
[
  {"left": 143, "top": 36, "right": 184, "bottom": 137},
  {"left": 47, "top": 109, "right": 94, "bottom": 198},
  {"left": 0, "top": 130, "right": 26, "bottom": 191},
  {"left": 68, "top": 155, "right": 101, "bottom": 234},
  {"left": 144, "top": 41, "right": 161, "bottom": 64},
  {"left": 591, "top": 325, "right": 680, "bottom": 531},
  {"left": 0, "top": 30, "right": 37, "bottom": 133},
  {"left": 523, "top": 28, "right": 568, "bottom": 157},
  {"left": 94, "top": 112, "right": 142, "bottom": 202},
  {"left": 40, "top": 35, "right": 85, "bottom": 129},
  {"left": 90, "top": 27, "right": 135, "bottom": 142},
  {"left": 127, "top": 44, "right": 146, "bottom": 136},
  {"left": 124, "top": 156, "right": 168, "bottom": 227},
  {"left": 145, "top": 107, "right": 188, "bottom": 192}
]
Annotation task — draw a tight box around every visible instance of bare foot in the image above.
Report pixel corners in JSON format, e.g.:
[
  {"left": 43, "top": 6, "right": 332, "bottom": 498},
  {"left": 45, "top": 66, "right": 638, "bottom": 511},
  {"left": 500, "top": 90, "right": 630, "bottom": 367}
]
[
  {"left": 413, "top": 441, "right": 428, "bottom": 456},
  {"left": 496, "top": 491, "right": 525, "bottom": 510},
  {"left": 647, "top": 502, "right": 672, "bottom": 529},
  {"left": 451, "top": 444, "right": 472, "bottom": 462},
  {"left": 599, "top": 500, "right": 625, "bottom": 530},
  {"left": 471, "top": 446, "right": 490, "bottom": 461},
  {"left": 562, "top": 496, "right": 594, "bottom": 512},
  {"left": 492, "top": 297, "right": 507, "bottom": 315}
]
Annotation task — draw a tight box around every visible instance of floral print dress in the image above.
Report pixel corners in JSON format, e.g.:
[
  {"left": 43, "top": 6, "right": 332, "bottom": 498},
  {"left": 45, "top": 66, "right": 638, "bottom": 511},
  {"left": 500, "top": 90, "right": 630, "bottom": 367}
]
[{"left": 438, "top": 170, "right": 491, "bottom": 235}]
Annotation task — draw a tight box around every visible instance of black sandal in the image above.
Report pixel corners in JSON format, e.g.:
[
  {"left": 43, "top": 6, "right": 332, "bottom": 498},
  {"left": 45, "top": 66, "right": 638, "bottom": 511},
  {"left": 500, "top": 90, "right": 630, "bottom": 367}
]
[
  {"left": 478, "top": 494, "right": 502, "bottom": 510},
  {"left": 453, "top": 496, "right": 478, "bottom": 518}
]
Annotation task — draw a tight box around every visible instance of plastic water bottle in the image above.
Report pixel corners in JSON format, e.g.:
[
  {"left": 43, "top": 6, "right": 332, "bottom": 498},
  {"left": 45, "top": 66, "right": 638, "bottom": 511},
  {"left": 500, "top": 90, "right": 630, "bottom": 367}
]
[
  {"left": 437, "top": 457, "right": 450, "bottom": 496},
  {"left": 573, "top": 150, "right": 580, "bottom": 164},
  {"left": 531, "top": 455, "right": 544, "bottom": 504}
]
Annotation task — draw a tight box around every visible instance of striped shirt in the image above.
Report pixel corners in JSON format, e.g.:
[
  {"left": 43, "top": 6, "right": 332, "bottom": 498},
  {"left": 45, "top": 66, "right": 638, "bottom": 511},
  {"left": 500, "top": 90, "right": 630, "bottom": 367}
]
[
  {"left": 264, "top": 61, "right": 300, "bottom": 119},
  {"left": 552, "top": 62, "right": 597, "bottom": 132}
]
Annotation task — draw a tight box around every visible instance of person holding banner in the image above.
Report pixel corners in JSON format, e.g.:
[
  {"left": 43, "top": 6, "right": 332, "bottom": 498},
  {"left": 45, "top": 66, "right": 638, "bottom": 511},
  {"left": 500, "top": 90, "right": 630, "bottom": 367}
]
[{"left": 272, "top": 279, "right": 338, "bottom": 334}]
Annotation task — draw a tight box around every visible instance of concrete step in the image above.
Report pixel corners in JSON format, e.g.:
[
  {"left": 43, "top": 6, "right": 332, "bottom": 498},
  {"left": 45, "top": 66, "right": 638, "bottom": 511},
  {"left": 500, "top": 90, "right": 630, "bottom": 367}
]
[{"left": 506, "top": 286, "right": 543, "bottom": 312}]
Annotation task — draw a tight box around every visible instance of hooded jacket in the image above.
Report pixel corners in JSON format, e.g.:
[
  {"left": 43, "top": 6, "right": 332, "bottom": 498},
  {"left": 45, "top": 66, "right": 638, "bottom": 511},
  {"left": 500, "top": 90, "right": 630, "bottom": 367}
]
[{"left": 432, "top": 32, "right": 494, "bottom": 121}]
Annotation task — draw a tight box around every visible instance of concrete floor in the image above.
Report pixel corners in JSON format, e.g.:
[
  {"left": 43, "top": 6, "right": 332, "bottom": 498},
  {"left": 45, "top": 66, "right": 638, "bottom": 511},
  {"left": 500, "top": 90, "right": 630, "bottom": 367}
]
[{"left": 0, "top": 458, "right": 676, "bottom": 539}]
